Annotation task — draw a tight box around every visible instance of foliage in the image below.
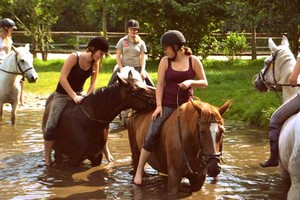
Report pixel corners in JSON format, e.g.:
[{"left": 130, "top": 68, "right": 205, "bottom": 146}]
[
  {"left": 0, "top": 0, "right": 67, "bottom": 60},
  {"left": 1, "top": 0, "right": 299, "bottom": 59},
  {"left": 221, "top": 32, "right": 248, "bottom": 59}
]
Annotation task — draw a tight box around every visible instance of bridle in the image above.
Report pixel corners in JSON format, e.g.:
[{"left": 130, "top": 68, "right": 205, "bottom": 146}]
[
  {"left": 176, "top": 88, "right": 223, "bottom": 175},
  {"left": 0, "top": 51, "right": 33, "bottom": 78},
  {"left": 259, "top": 51, "right": 300, "bottom": 88},
  {"left": 130, "top": 85, "right": 156, "bottom": 105},
  {"left": 258, "top": 51, "right": 300, "bottom": 102}
]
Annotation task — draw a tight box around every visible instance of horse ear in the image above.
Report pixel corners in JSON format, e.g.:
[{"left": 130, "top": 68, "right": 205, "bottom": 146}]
[
  {"left": 128, "top": 70, "right": 133, "bottom": 79},
  {"left": 117, "top": 73, "right": 128, "bottom": 86},
  {"left": 281, "top": 35, "right": 289, "bottom": 47},
  {"left": 268, "top": 38, "right": 278, "bottom": 52},
  {"left": 218, "top": 99, "right": 232, "bottom": 116},
  {"left": 25, "top": 43, "right": 30, "bottom": 50},
  {"left": 190, "top": 98, "right": 202, "bottom": 112}
]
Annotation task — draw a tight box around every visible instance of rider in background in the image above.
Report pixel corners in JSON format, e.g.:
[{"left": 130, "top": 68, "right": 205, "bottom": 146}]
[
  {"left": 43, "top": 37, "right": 111, "bottom": 166},
  {"left": 104, "top": 19, "right": 155, "bottom": 162},
  {"left": 0, "top": 18, "right": 22, "bottom": 105},
  {"left": 107, "top": 19, "right": 154, "bottom": 87},
  {"left": 133, "top": 30, "right": 208, "bottom": 185},
  {"left": 260, "top": 53, "right": 300, "bottom": 168}
]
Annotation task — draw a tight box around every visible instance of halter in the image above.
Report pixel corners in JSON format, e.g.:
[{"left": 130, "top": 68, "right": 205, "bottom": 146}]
[
  {"left": 0, "top": 51, "right": 33, "bottom": 79},
  {"left": 176, "top": 87, "right": 223, "bottom": 175}
]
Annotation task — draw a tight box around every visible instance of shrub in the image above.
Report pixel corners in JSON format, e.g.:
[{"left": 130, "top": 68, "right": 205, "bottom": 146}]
[{"left": 221, "top": 32, "right": 248, "bottom": 59}]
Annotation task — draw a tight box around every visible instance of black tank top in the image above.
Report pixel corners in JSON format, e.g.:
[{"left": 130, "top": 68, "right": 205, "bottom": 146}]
[{"left": 56, "top": 53, "right": 93, "bottom": 94}]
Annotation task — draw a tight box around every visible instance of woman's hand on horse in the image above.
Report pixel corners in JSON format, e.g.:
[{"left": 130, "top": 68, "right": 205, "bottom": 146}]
[
  {"left": 152, "top": 106, "right": 162, "bottom": 121},
  {"left": 73, "top": 95, "right": 84, "bottom": 103}
]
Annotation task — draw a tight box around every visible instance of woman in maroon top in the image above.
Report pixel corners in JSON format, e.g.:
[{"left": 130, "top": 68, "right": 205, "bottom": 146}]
[{"left": 134, "top": 30, "right": 208, "bottom": 185}]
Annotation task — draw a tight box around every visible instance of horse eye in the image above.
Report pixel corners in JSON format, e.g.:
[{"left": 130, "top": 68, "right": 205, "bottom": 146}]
[{"left": 20, "top": 59, "right": 25, "bottom": 63}]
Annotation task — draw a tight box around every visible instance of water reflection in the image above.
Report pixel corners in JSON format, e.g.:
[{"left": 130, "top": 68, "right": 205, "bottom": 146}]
[{"left": 0, "top": 110, "right": 289, "bottom": 199}]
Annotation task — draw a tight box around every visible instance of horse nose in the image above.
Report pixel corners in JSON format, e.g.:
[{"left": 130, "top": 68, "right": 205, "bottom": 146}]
[
  {"left": 206, "top": 161, "right": 221, "bottom": 177},
  {"left": 28, "top": 75, "right": 38, "bottom": 83},
  {"left": 254, "top": 79, "right": 268, "bottom": 92}
]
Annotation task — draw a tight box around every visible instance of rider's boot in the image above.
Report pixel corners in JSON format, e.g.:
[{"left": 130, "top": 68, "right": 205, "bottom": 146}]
[{"left": 259, "top": 139, "right": 279, "bottom": 168}]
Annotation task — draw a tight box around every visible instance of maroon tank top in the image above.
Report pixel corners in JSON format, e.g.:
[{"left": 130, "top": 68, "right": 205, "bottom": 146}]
[{"left": 162, "top": 56, "right": 195, "bottom": 108}]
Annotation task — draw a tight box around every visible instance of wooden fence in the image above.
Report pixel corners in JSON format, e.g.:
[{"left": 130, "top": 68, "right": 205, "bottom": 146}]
[{"left": 12, "top": 31, "right": 299, "bottom": 56}]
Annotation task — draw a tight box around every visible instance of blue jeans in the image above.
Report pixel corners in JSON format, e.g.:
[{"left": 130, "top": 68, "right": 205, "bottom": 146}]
[{"left": 143, "top": 106, "right": 175, "bottom": 152}]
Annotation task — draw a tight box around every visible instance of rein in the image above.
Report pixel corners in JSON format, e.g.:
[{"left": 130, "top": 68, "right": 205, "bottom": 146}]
[
  {"left": 176, "top": 87, "right": 194, "bottom": 174},
  {"left": 79, "top": 104, "right": 111, "bottom": 124},
  {"left": 176, "top": 87, "right": 223, "bottom": 175}
]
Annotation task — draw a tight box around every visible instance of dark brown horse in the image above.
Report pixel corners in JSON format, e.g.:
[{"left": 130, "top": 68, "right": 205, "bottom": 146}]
[
  {"left": 42, "top": 73, "right": 156, "bottom": 167},
  {"left": 127, "top": 99, "right": 231, "bottom": 194}
]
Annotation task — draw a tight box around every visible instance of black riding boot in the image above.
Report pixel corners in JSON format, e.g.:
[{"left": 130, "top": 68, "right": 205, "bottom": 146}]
[{"left": 259, "top": 140, "right": 279, "bottom": 168}]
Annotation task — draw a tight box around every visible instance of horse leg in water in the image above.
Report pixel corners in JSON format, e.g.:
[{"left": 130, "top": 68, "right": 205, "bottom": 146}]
[
  {"left": 186, "top": 173, "right": 206, "bottom": 191},
  {"left": 10, "top": 101, "right": 18, "bottom": 125},
  {"left": 167, "top": 167, "right": 183, "bottom": 194},
  {"left": 0, "top": 103, "right": 3, "bottom": 125}
]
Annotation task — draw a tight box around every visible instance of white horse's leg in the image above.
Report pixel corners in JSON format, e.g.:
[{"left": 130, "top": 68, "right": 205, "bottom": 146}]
[
  {"left": 287, "top": 144, "right": 300, "bottom": 200},
  {"left": 11, "top": 102, "right": 18, "bottom": 125},
  {"left": 0, "top": 103, "right": 3, "bottom": 125}
]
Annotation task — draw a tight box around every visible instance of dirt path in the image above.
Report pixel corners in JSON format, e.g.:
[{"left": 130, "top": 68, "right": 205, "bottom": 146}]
[{"left": 3, "top": 92, "right": 48, "bottom": 111}]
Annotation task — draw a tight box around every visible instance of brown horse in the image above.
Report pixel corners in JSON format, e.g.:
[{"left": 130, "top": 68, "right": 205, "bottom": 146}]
[
  {"left": 127, "top": 99, "right": 232, "bottom": 194},
  {"left": 42, "top": 73, "right": 156, "bottom": 167}
]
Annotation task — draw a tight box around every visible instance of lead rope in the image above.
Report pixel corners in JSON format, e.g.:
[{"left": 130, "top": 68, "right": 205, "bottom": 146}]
[{"left": 176, "top": 87, "right": 195, "bottom": 174}]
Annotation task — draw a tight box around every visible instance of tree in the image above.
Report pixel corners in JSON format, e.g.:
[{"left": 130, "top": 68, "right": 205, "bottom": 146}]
[{"left": 0, "top": 0, "right": 67, "bottom": 60}]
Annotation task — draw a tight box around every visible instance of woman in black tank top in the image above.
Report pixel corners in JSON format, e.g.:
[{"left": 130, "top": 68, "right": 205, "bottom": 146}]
[{"left": 43, "top": 37, "right": 111, "bottom": 166}]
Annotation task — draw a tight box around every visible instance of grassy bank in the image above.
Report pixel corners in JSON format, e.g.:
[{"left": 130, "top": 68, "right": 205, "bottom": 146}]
[{"left": 26, "top": 56, "right": 280, "bottom": 128}]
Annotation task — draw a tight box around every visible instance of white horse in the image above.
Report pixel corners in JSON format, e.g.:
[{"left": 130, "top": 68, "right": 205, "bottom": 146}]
[
  {"left": 254, "top": 36, "right": 300, "bottom": 200},
  {"left": 0, "top": 44, "right": 38, "bottom": 125}
]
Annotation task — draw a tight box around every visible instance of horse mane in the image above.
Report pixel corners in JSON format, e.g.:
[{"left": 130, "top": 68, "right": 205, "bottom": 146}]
[
  {"left": 275, "top": 47, "right": 296, "bottom": 75},
  {"left": 184, "top": 99, "right": 224, "bottom": 125}
]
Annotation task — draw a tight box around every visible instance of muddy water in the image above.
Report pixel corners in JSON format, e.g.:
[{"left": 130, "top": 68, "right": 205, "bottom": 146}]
[{"left": 0, "top": 109, "right": 289, "bottom": 200}]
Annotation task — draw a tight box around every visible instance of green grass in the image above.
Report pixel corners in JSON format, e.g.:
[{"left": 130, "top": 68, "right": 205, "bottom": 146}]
[{"left": 26, "top": 56, "right": 280, "bottom": 128}]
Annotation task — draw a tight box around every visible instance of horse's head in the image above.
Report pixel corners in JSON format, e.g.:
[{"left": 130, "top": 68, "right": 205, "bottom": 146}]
[
  {"left": 191, "top": 99, "right": 232, "bottom": 178},
  {"left": 117, "top": 66, "right": 144, "bottom": 83},
  {"left": 117, "top": 71, "right": 156, "bottom": 112},
  {"left": 254, "top": 36, "right": 295, "bottom": 92},
  {"left": 12, "top": 44, "right": 38, "bottom": 83}
]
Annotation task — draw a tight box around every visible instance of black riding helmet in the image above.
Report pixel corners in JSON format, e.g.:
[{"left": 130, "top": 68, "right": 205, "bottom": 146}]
[
  {"left": 127, "top": 19, "right": 139, "bottom": 29},
  {"left": 0, "top": 18, "right": 17, "bottom": 29},
  {"left": 161, "top": 30, "right": 186, "bottom": 61},
  {"left": 160, "top": 30, "right": 185, "bottom": 48},
  {"left": 87, "top": 36, "right": 109, "bottom": 53}
]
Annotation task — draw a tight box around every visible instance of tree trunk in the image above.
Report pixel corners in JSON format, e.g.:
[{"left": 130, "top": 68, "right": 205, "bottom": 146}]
[
  {"left": 291, "top": 25, "right": 299, "bottom": 56},
  {"left": 102, "top": 0, "right": 107, "bottom": 39},
  {"left": 251, "top": 24, "right": 257, "bottom": 60}
]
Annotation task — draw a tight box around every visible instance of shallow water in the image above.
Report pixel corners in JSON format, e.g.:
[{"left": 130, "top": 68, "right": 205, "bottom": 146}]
[{"left": 0, "top": 109, "right": 289, "bottom": 200}]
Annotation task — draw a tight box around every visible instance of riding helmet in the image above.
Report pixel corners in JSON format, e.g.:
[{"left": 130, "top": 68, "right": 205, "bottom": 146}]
[
  {"left": 160, "top": 30, "right": 186, "bottom": 48},
  {"left": 127, "top": 19, "right": 140, "bottom": 29},
  {"left": 87, "top": 36, "right": 109, "bottom": 53},
  {"left": 0, "top": 18, "right": 17, "bottom": 29}
]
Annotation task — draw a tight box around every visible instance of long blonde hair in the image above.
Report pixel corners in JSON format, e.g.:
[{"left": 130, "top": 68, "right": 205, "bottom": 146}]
[{"left": 0, "top": 27, "right": 12, "bottom": 51}]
